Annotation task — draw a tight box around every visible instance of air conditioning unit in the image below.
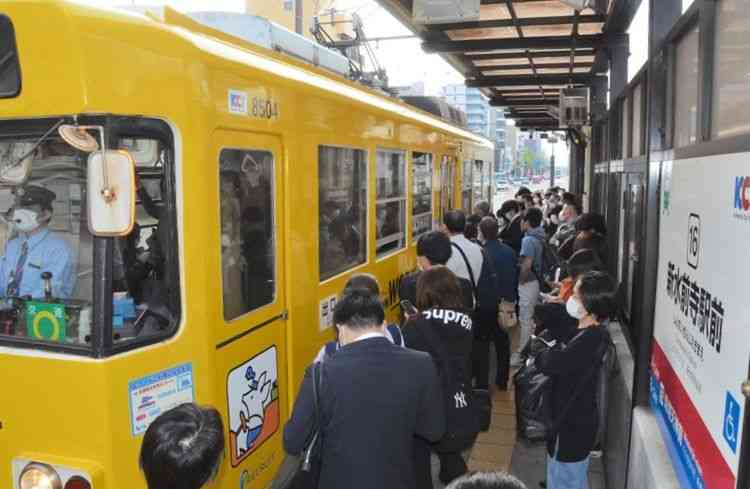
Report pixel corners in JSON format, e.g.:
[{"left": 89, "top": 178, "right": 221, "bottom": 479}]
[
  {"left": 413, "top": 0, "right": 480, "bottom": 25},
  {"left": 559, "top": 0, "right": 591, "bottom": 10},
  {"left": 559, "top": 87, "right": 590, "bottom": 128}
]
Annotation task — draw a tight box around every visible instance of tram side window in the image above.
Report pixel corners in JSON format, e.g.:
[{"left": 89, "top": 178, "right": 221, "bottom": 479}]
[
  {"left": 673, "top": 25, "right": 700, "bottom": 148},
  {"left": 376, "top": 148, "right": 406, "bottom": 257},
  {"left": 319, "top": 146, "right": 367, "bottom": 281},
  {"left": 0, "top": 16, "right": 21, "bottom": 98},
  {"left": 462, "top": 160, "right": 472, "bottom": 212},
  {"left": 712, "top": 0, "right": 750, "bottom": 139},
  {"left": 412, "top": 152, "right": 433, "bottom": 240},
  {"left": 473, "top": 160, "right": 484, "bottom": 206},
  {"left": 219, "top": 149, "right": 275, "bottom": 320}
]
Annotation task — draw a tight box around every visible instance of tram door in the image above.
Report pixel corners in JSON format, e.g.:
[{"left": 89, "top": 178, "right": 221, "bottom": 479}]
[{"left": 212, "top": 131, "right": 288, "bottom": 485}]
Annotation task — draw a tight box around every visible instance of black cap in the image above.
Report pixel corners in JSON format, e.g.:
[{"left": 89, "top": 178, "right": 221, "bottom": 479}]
[{"left": 18, "top": 185, "right": 56, "bottom": 211}]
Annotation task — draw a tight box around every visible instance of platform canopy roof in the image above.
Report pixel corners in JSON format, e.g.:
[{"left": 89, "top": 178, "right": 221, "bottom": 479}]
[{"left": 374, "top": 0, "right": 629, "bottom": 130}]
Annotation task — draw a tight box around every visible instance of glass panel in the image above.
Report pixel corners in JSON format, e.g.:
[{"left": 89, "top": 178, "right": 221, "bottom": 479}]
[
  {"left": 0, "top": 132, "right": 92, "bottom": 347},
  {"left": 674, "top": 25, "right": 700, "bottom": 148},
  {"left": 627, "top": 1, "right": 649, "bottom": 82},
  {"left": 318, "top": 146, "right": 367, "bottom": 281},
  {"left": 632, "top": 83, "right": 642, "bottom": 156},
  {"left": 0, "top": 16, "right": 21, "bottom": 98},
  {"left": 219, "top": 149, "right": 275, "bottom": 320},
  {"left": 376, "top": 149, "right": 406, "bottom": 257},
  {"left": 412, "top": 152, "right": 433, "bottom": 240},
  {"left": 621, "top": 97, "right": 630, "bottom": 158},
  {"left": 115, "top": 136, "right": 179, "bottom": 343},
  {"left": 462, "top": 159, "right": 472, "bottom": 212},
  {"left": 712, "top": 0, "right": 750, "bottom": 139}
]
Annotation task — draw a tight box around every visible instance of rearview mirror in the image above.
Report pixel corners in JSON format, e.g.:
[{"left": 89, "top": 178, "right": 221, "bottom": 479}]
[
  {"left": 87, "top": 150, "right": 135, "bottom": 236},
  {"left": 0, "top": 141, "right": 34, "bottom": 185}
]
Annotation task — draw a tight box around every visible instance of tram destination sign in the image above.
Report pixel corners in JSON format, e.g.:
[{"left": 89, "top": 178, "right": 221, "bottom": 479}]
[{"left": 651, "top": 154, "right": 750, "bottom": 489}]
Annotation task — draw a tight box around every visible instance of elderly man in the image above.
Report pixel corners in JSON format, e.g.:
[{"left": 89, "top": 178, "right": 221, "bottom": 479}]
[{"left": 0, "top": 185, "right": 76, "bottom": 299}]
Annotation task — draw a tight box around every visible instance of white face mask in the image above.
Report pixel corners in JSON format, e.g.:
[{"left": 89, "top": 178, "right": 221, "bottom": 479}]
[
  {"left": 12, "top": 208, "right": 39, "bottom": 233},
  {"left": 566, "top": 296, "right": 587, "bottom": 320},
  {"left": 550, "top": 214, "right": 560, "bottom": 225},
  {"left": 505, "top": 211, "right": 515, "bottom": 221}
]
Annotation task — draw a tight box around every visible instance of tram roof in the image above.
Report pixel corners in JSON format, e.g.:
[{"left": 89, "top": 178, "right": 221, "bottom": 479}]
[
  {"left": 374, "top": 0, "right": 638, "bottom": 131},
  {"left": 3, "top": 1, "right": 493, "bottom": 149}
]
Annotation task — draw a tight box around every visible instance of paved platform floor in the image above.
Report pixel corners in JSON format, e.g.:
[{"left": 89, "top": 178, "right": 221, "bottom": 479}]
[{"left": 456, "top": 327, "right": 607, "bottom": 489}]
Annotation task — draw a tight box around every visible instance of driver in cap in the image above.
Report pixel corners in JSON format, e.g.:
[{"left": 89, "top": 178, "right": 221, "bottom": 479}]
[{"left": 0, "top": 185, "right": 76, "bottom": 299}]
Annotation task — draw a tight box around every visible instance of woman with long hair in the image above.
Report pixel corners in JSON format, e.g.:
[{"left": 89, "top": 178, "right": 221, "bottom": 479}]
[{"left": 404, "top": 266, "right": 479, "bottom": 489}]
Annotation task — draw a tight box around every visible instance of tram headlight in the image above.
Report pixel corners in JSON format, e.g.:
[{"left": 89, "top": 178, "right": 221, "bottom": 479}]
[{"left": 19, "top": 462, "right": 62, "bottom": 489}]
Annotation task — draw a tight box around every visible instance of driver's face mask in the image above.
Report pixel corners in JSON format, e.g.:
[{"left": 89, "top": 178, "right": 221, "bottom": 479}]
[{"left": 12, "top": 207, "right": 40, "bottom": 233}]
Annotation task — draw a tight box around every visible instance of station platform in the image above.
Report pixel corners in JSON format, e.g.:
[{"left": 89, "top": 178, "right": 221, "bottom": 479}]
[{"left": 447, "top": 331, "right": 607, "bottom": 489}]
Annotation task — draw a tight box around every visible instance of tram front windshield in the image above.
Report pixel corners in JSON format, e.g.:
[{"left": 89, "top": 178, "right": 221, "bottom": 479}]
[{"left": 0, "top": 118, "right": 178, "bottom": 354}]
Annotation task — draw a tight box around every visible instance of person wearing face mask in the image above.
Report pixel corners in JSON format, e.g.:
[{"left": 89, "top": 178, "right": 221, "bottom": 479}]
[
  {"left": 497, "top": 200, "right": 523, "bottom": 254},
  {"left": 0, "top": 185, "right": 76, "bottom": 300},
  {"left": 536, "top": 271, "right": 617, "bottom": 489}
]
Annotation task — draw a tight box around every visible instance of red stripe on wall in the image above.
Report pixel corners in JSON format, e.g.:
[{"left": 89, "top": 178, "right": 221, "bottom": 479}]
[{"left": 652, "top": 341, "right": 736, "bottom": 489}]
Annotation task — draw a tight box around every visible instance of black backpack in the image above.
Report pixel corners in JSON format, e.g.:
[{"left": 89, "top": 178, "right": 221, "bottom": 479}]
[
  {"left": 514, "top": 330, "right": 614, "bottom": 442},
  {"left": 528, "top": 234, "right": 560, "bottom": 291}
]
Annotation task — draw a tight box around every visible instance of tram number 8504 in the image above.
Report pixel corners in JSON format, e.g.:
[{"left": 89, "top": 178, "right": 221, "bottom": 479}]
[{"left": 252, "top": 97, "right": 279, "bottom": 120}]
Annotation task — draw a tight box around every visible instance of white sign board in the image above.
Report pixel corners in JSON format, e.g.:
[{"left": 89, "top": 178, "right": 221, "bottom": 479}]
[{"left": 651, "top": 153, "right": 750, "bottom": 489}]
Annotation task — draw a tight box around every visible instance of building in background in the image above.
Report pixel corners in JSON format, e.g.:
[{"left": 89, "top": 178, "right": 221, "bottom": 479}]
[
  {"left": 442, "top": 84, "right": 506, "bottom": 172},
  {"left": 246, "top": 0, "right": 321, "bottom": 38},
  {"left": 391, "top": 82, "right": 425, "bottom": 97}
]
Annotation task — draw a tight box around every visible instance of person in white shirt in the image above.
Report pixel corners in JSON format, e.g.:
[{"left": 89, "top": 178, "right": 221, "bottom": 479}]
[{"left": 442, "top": 210, "right": 483, "bottom": 285}]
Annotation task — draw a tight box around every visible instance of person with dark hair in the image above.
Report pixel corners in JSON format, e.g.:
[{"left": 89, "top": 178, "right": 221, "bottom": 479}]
[
  {"left": 545, "top": 204, "right": 564, "bottom": 240},
  {"left": 284, "top": 289, "right": 445, "bottom": 489},
  {"left": 445, "top": 471, "right": 528, "bottom": 489},
  {"left": 444, "top": 210, "right": 484, "bottom": 284},
  {"left": 549, "top": 249, "right": 603, "bottom": 304},
  {"left": 513, "top": 207, "right": 545, "bottom": 366},
  {"left": 497, "top": 200, "right": 523, "bottom": 254},
  {"left": 404, "top": 266, "right": 479, "bottom": 489},
  {"left": 477, "top": 217, "right": 518, "bottom": 389},
  {"left": 572, "top": 213, "right": 609, "bottom": 266},
  {"left": 520, "top": 193, "right": 534, "bottom": 211},
  {"left": 537, "top": 271, "right": 618, "bottom": 489},
  {"left": 532, "top": 191, "right": 544, "bottom": 208},
  {"left": 314, "top": 273, "right": 405, "bottom": 362},
  {"left": 139, "top": 403, "right": 225, "bottom": 489},
  {"left": 473, "top": 200, "right": 491, "bottom": 218},
  {"left": 515, "top": 186, "right": 532, "bottom": 199},
  {"left": 465, "top": 214, "right": 482, "bottom": 242},
  {"left": 399, "top": 232, "right": 474, "bottom": 319}
]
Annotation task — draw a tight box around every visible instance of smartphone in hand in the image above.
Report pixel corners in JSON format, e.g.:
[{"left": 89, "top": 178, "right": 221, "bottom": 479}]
[{"left": 400, "top": 299, "right": 418, "bottom": 317}]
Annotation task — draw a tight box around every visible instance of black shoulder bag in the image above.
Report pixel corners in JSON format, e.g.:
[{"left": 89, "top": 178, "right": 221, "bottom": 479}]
[{"left": 271, "top": 362, "right": 323, "bottom": 489}]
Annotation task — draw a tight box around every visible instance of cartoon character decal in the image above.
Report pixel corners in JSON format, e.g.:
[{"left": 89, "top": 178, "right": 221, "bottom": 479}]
[{"left": 227, "top": 346, "right": 280, "bottom": 466}]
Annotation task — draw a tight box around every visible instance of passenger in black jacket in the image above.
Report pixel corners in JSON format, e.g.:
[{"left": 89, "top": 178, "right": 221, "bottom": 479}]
[
  {"left": 497, "top": 200, "right": 523, "bottom": 254},
  {"left": 399, "top": 231, "right": 474, "bottom": 321},
  {"left": 283, "top": 289, "right": 445, "bottom": 489},
  {"left": 404, "top": 266, "right": 480, "bottom": 489},
  {"left": 536, "top": 271, "right": 617, "bottom": 489}
]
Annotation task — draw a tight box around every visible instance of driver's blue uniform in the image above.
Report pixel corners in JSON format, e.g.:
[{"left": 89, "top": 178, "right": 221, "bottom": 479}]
[{"left": 0, "top": 228, "right": 77, "bottom": 299}]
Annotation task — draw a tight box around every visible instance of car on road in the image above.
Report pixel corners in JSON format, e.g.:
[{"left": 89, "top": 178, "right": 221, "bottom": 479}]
[{"left": 496, "top": 179, "right": 509, "bottom": 192}]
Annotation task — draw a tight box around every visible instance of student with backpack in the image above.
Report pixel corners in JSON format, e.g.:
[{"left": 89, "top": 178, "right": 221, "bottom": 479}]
[{"left": 513, "top": 207, "right": 545, "bottom": 367}]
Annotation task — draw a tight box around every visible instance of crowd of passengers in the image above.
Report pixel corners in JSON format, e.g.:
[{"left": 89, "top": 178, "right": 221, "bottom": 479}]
[{"left": 135, "top": 187, "right": 617, "bottom": 489}]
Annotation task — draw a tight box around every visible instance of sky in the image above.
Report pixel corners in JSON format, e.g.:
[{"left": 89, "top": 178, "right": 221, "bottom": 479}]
[{"left": 84, "top": 0, "right": 464, "bottom": 94}]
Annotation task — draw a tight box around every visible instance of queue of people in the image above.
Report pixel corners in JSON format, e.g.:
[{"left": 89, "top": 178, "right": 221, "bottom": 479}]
[{"left": 136, "top": 187, "right": 615, "bottom": 489}]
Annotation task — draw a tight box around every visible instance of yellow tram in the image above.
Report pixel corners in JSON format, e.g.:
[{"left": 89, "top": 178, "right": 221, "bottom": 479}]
[{"left": 0, "top": 2, "right": 494, "bottom": 488}]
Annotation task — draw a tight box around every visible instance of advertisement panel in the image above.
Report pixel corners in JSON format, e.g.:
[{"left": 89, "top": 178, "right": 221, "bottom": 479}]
[{"left": 651, "top": 154, "right": 750, "bottom": 489}]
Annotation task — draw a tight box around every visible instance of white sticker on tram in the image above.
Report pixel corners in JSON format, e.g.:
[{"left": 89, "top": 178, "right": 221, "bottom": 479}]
[{"left": 228, "top": 89, "right": 249, "bottom": 116}]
